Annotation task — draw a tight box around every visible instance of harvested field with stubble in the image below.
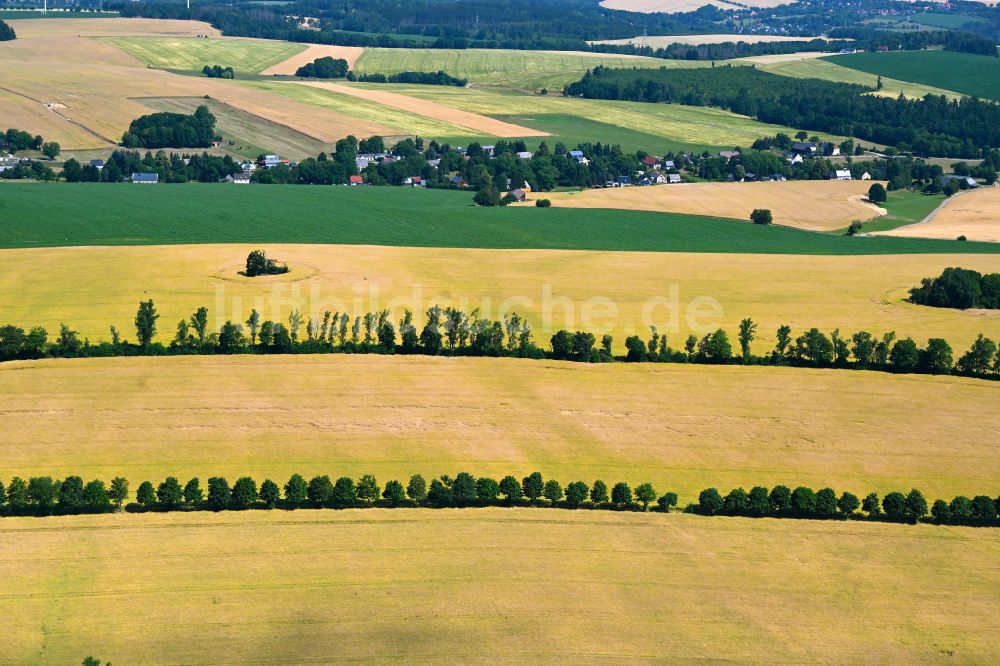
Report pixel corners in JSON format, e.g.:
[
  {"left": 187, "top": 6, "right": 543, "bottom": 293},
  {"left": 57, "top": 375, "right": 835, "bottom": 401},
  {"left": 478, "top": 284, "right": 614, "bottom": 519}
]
[
  {"left": 521, "top": 180, "right": 887, "bottom": 231},
  {"left": 2, "top": 244, "right": 999, "bottom": 354},
  {"left": 261, "top": 43, "right": 365, "bottom": 75},
  {"left": 2, "top": 355, "right": 999, "bottom": 499},
  {"left": 3, "top": 508, "right": 998, "bottom": 664},
  {"left": 876, "top": 187, "right": 1000, "bottom": 243}
]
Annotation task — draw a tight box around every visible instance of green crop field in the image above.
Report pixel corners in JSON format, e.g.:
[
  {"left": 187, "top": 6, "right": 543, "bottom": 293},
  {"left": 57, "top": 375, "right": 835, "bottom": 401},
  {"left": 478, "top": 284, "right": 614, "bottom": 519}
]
[
  {"left": 0, "top": 183, "right": 995, "bottom": 254},
  {"left": 908, "top": 12, "right": 989, "bottom": 30},
  {"left": 102, "top": 36, "right": 305, "bottom": 74},
  {"left": 368, "top": 84, "right": 843, "bottom": 150},
  {"left": 823, "top": 50, "right": 1000, "bottom": 100},
  {"left": 247, "top": 81, "right": 489, "bottom": 138},
  {"left": 760, "top": 57, "right": 961, "bottom": 99},
  {"left": 353, "top": 48, "right": 683, "bottom": 91}
]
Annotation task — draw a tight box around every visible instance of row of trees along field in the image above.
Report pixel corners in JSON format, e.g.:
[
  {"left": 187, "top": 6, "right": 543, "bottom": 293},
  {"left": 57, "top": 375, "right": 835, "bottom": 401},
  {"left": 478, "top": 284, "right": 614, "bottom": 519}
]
[
  {"left": 63, "top": 150, "right": 242, "bottom": 183},
  {"left": 1, "top": 295, "right": 999, "bottom": 380},
  {"left": 2, "top": 472, "right": 997, "bottom": 528},
  {"left": 695, "top": 485, "right": 1000, "bottom": 526},
  {"left": 564, "top": 65, "right": 1000, "bottom": 158}
]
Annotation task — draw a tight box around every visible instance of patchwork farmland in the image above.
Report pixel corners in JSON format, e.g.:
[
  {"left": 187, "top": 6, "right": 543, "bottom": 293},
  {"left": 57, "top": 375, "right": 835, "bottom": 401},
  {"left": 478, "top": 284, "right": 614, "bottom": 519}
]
[{"left": 2, "top": 9, "right": 1000, "bottom": 665}]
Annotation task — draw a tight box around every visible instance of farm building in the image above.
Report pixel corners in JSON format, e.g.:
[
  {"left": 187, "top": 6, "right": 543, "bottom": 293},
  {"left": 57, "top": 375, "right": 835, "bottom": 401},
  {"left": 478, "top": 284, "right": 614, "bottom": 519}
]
[
  {"left": 830, "top": 170, "right": 853, "bottom": 181},
  {"left": 349, "top": 175, "right": 365, "bottom": 186},
  {"left": 131, "top": 172, "right": 158, "bottom": 184},
  {"left": 516, "top": 151, "right": 534, "bottom": 160},
  {"left": 719, "top": 150, "right": 740, "bottom": 159},
  {"left": 791, "top": 142, "right": 817, "bottom": 155},
  {"left": 224, "top": 173, "right": 251, "bottom": 184},
  {"left": 508, "top": 188, "right": 527, "bottom": 202},
  {"left": 940, "top": 175, "right": 979, "bottom": 188},
  {"left": 89, "top": 159, "right": 105, "bottom": 170}
]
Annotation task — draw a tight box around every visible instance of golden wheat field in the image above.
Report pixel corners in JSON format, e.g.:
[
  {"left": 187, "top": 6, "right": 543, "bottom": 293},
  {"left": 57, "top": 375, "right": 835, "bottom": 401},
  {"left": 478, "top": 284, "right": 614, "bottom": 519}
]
[
  {"left": 3, "top": 508, "right": 998, "bottom": 664},
  {"left": 2, "top": 355, "right": 998, "bottom": 499},
  {"left": 876, "top": 187, "right": 1000, "bottom": 243},
  {"left": 519, "top": 180, "right": 886, "bottom": 231},
  {"left": 1, "top": 244, "right": 997, "bottom": 354}
]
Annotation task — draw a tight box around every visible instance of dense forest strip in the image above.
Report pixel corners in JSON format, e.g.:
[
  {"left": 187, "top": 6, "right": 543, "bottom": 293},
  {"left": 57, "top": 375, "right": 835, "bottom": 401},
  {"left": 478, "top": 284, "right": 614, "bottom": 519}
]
[{"left": 563, "top": 65, "right": 1000, "bottom": 157}]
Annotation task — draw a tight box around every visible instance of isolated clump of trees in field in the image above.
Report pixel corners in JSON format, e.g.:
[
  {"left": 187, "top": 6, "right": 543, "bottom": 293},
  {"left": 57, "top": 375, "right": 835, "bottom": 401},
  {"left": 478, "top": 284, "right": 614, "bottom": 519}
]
[
  {"left": 1, "top": 471, "right": 996, "bottom": 529},
  {"left": 909, "top": 267, "right": 1000, "bottom": 310},
  {"left": 121, "top": 105, "right": 218, "bottom": 149},
  {"left": 202, "top": 64, "right": 234, "bottom": 79},
  {"left": 294, "top": 56, "right": 349, "bottom": 78},
  {"left": 0, "top": 19, "right": 15, "bottom": 42},
  {"left": 1, "top": 300, "right": 999, "bottom": 380},
  {"left": 241, "top": 250, "right": 288, "bottom": 277}
]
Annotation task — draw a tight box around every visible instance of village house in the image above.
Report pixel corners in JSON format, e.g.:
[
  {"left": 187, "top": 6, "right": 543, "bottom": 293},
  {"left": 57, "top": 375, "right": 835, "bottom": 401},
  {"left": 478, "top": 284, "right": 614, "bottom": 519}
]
[
  {"left": 131, "top": 172, "right": 158, "bottom": 184},
  {"left": 508, "top": 188, "right": 527, "bottom": 202},
  {"left": 349, "top": 175, "right": 365, "bottom": 186},
  {"left": 89, "top": 159, "right": 105, "bottom": 170},
  {"left": 718, "top": 150, "right": 740, "bottom": 159},
  {"left": 791, "top": 142, "right": 817, "bottom": 156},
  {"left": 516, "top": 151, "right": 533, "bottom": 160},
  {"left": 224, "top": 172, "right": 251, "bottom": 184},
  {"left": 830, "top": 169, "right": 853, "bottom": 181}
]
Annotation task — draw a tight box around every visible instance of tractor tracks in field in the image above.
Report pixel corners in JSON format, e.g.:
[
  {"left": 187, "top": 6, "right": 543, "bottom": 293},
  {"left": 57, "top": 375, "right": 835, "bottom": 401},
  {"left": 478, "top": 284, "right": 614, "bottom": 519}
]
[{"left": 0, "top": 84, "right": 117, "bottom": 145}]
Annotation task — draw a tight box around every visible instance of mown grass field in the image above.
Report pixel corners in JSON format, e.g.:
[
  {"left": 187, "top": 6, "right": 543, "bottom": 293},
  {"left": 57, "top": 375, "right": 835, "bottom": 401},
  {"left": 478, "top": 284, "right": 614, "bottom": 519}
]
[
  {"left": 1, "top": 242, "right": 998, "bottom": 363},
  {"left": 249, "top": 81, "right": 493, "bottom": 139},
  {"left": 4, "top": 509, "right": 998, "bottom": 663},
  {"left": 139, "top": 96, "right": 336, "bottom": 159},
  {"left": 855, "top": 191, "right": 948, "bottom": 233},
  {"left": 0, "top": 183, "right": 995, "bottom": 255},
  {"left": 101, "top": 36, "right": 305, "bottom": 74},
  {"left": 2, "top": 356, "right": 999, "bottom": 499},
  {"left": 353, "top": 47, "right": 672, "bottom": 91},
  {"left": 823, "top": 50, "right": 1000, "bottom": 100},
  {"left": 362, "top": 83, "right": 849, "bottom": 149},
  {"left": 760, "top": 57, "right": 961, "bottom": 99}
]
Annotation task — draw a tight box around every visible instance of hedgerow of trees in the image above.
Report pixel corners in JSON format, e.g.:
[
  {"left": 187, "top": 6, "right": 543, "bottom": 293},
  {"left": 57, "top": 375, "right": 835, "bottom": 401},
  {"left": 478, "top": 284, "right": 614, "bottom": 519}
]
[
  {"left": 909, "top": 267, "right": 1000, "bottom": 310},
  {"left": 121, "top": 105, "right": 218, "bottom": 149},
  {"left": 2, "top": 300, "right": 999, "bottom": 381},
  {"left": 347, "top": 70, "right": 467, "bottom": 86},
  {"left": 564, "top": 65, "right": 1000, "bottom": 158},
  {"left": 1, "top": 470, "right": 995, "bottom": 529}
]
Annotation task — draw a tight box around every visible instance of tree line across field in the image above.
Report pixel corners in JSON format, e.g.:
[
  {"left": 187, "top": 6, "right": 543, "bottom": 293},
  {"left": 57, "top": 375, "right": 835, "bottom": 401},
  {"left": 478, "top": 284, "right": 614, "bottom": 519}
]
[
  {"left": 564, "top": 65, "right": 1000, "bottom": 159},
  {"left": 1, "top": 294, "right": 999, "bottom": 380},
  {"left": 0, "top": 471, "right": 996, "bottom": 529}
]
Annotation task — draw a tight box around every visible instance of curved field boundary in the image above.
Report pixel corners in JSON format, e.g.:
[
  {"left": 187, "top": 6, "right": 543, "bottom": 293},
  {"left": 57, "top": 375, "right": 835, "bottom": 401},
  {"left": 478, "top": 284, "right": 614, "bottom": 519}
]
[
  {"left": 874, "top": 187, "right": 1000, "bottom": 243},
  {"left": 261, "top": 44, "right": 366, "bottom": 75}
]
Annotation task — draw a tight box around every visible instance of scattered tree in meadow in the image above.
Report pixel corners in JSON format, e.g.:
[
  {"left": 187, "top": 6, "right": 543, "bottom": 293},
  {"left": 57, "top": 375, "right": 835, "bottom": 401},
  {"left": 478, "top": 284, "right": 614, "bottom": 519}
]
[{"left": 750, "top": 208, "right": 773, "bottom": 225}]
